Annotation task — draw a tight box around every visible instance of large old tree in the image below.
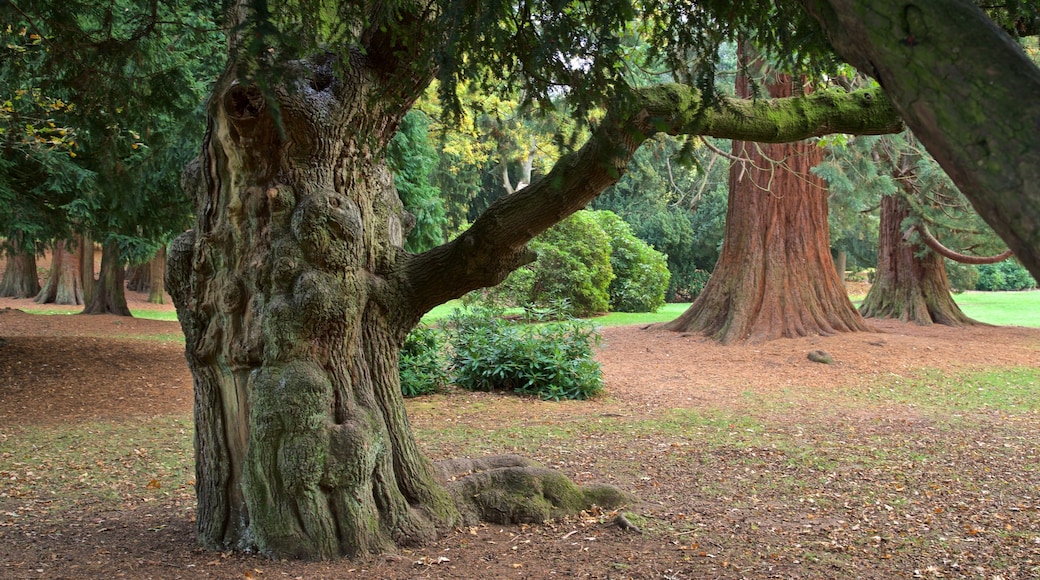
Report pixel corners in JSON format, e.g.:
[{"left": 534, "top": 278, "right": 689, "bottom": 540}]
[
  {"left": 165, "top": 0, "right": 906, "bottom": 560},
  {"left": 661, "top": 58, "right": 870, "bottom": 343},
  {"left": 800, "top": 0, "right": 1040, "bottom": 279}
]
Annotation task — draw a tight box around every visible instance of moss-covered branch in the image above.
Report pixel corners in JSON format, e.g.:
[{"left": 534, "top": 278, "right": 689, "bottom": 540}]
[
  {"left": 396, "top": 83, "right": 902, "bottom": 322},
  {"left": 800, "top": 0, "right": 1040, "bottom": 281}
]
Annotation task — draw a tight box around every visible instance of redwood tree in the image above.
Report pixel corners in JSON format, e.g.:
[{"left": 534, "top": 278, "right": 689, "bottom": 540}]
[
  {"left": 34, "top": 240, "right": 83, "bottom": 305},
  {"left": 661, "top": 66, "right": 870, "bottom": 343},
  {"left": 81, "top": 239, "right": 131, "bottom": 316},
  {"left": 859, "top": 194, "right": 974, "bottom": 325},
  {"left": 0, "top": 235, "right": 40, "bottom": 299}
]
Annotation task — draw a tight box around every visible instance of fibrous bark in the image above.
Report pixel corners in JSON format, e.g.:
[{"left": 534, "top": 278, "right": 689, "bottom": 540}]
[
  {"left": 859, "top": 195, "right": 975, "bottom": 326},
  {"left": 0, "top": 236, "right": 40, "bottom": 299},
  {"left": 78, "top": 233, "right": 96, "bottom": 306},
  {"left": 801, "top": 0, "right": 1040, "bottom": 281},
  {"left": 660, "top": 67, "right": 872, "bottom": 343},
  {"left": 82, "top": 240, "right": 131, "bottom": 316},
  {"left": 34, "top": 240, "right": 84, "bottom": 305}
]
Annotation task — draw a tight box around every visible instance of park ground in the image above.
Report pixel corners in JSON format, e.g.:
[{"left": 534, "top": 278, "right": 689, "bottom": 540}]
[{"left": 1, "top": 291, "right": 1040, "bottom": 579}]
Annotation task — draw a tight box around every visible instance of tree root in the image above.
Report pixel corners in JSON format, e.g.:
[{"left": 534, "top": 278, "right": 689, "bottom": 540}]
[{"left": 435, "top": 455, "right": 635, "bottom": 526}]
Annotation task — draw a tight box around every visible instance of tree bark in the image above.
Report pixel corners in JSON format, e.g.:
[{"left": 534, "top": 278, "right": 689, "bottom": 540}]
[
  {"left": 82, "top": 239, "right": 131, "bottom": 316},
  {"left": 859, "top": 195, "right": 974, "bottom": 325},
  {"left": 660, "top": 66, "right": 872, "bottom": 343},
  {"left": 167, "top": 21, "right": 902, "bottom": 558},
  {"left": 0, "top": 235, "right": 41, "bottom": 299},
  {"left": 147, "top": 247, "right": 166, "bottom": 304},
  {"left": 34, "top": 240, "right": 84, "bottom": 305},
  {"left": 800, "top": 0, "right": 1040, "bottom": 281},
  {"left": 78, "top": 233, "right": 96, "bottom": 306}
]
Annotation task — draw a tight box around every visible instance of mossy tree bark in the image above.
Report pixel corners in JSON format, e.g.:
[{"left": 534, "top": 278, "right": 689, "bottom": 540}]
[
  {"left": 34, "top": 240, "right": 84, "bottom": 305},
  {"left": 167, "top": 12, "right": 902, "bottom": 558},
  {"left": 0, "top": 235, "right": 40, "bottom": 299},
  {"left": 147, "top": 247, "right": 166, "bottom": 304},
  {"left": 660, "top": 69, "right": 872, "bottom": 343},
  {"left": 81, "top": 239, "right": 131, "bottom": 316},
  {"left": 801, "top": 0, "right": 1040, "bottom": 280}
]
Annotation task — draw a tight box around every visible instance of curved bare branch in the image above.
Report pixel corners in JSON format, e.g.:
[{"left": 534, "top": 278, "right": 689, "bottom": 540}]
[{"left": 905, "top": 225, "right": 1013, "bottom": 265}]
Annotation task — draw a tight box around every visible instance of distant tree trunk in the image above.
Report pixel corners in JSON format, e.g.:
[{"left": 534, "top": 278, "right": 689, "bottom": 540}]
[
  {"left": 0, "top": 235, "right": 41, "bottom": 298},
  {"left": 126, "top": 263, "right": 149, "bottom": 292},
  {"left": 82, "top": 240, "right": 131, "bottom": 316},
  {"left": 147, "top": 247, "right": 166, "bottom": 304},
  {"left": 78, "top": 233, "right": 96, "bottom": 306},
  {"left": 34, "top": 240, "right": 84, "bottom": 305},
  {"left": 661, "top": 62, "right": 871, "bottom": 343},
  {"left": 859, "top": 194, "right": 975, "bottom": 325},
  {"left": 834, "top": 250, "right": 847, "bottom": 283}
]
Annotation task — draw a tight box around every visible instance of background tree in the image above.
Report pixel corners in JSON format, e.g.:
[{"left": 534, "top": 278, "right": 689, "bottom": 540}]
[
  {"left": 1, "top": 1, "right": 222, "bottom": 314},
  {"left": 661, "top": 52, "right": 870, "bottom": 343}
]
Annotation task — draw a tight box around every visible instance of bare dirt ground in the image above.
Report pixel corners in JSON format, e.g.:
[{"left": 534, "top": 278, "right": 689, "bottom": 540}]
[{"left": 2, "top": 292, "right": 1040, "bottom": 579}]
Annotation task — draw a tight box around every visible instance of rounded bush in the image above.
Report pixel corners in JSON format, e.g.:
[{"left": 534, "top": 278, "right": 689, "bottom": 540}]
[{"left": 590, "top": 210, "right": 670, "bottom": 312}]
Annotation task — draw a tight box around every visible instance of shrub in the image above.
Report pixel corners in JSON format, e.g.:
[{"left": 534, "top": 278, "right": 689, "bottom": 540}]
[
  {"left": 590, "top": 210, "right": 670, "bottom": 312},
  {"left": 445, "top": 306, "right": 604, "bottom": 401},
  {"left": 975, "top": 260, "right": 1037, "bottom": 291},
  {"left": 399, "top": 324, "right": 450, "bottom": 397},
  {"left": 944, "top": 260, "right": 979, "bottom": 293}
]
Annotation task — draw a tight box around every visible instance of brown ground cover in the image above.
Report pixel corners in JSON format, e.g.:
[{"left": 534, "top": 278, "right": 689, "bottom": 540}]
[{"left": 1, "top": 292, "right": 1039, "bottom": 579}]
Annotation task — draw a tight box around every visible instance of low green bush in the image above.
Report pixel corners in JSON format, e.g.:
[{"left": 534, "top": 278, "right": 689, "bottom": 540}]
[
  {"left": 590, "top": 210, "right": 670, "bottom": 313},
  {"left": 975, "top": 260, "right": 1036, "bottom": 291},
  {"left": 399, "top": 324, "right": 450, "bottom": 397},
  {"left": 445, "top": 306, "right": 604, "bottom": 401}
]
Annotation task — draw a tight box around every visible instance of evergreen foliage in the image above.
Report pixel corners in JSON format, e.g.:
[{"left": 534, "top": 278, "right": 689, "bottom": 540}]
[
  {"left": 445, "top": 306, "right": 603, "bottom": 401},
  {"left": 398, "top": 324, "right": 451, "bottom": 397},
  {"left": 589, "top": 210, "right": 670, "bottom": 312},
  {"left": 387, "top": 110, "right": 448, "bottom": 252},
  {"left": 975, "top": 261, "right": 1037, "bottom": 291}
]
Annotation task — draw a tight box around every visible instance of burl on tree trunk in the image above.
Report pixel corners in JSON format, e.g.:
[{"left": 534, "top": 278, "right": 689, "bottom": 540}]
[{"left": 167, "top": 39, "right": 900, "bottom": 558}]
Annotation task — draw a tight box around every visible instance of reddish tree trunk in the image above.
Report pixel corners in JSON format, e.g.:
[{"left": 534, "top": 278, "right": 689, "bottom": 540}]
[
  {"left": 81, "top": 240, "right": 131, "bottom": 316},
  {"left": 859, "top": 194, "right": 974, "bottom": 326},
  {"left": 78, "top": 233, "right": 96, "bottom": 306},
  {"left": 34, "top": 240, "right": 84, "bottom": 305},
  {"left": 0, "top": 236, "right": 41, "bottom": 298},
  {"left": 661, "top": 67, "right": 871, "bottom": 343},
  {"left": 147, "top": 247, "right": 166, "bottom": 304}
]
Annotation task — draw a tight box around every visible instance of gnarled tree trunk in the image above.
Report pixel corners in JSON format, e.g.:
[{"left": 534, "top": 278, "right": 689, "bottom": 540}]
[
  {"left": 0, "top": 235, "right": 41, "bottom": 299},
  {"left": 35, "top": 240, "right": 84, "bottom": 305},
  {"left": 859, "top": 194, "right": 974, "bottom": 325},
  {"left": 166, "top": 17, "right": 901, "bottom": 557},
  {"left": 661, "top": 68, "right": 871, "bottom": 343},
  {"left": 82, "top": 239, "right": 131, "bottom": 316}
]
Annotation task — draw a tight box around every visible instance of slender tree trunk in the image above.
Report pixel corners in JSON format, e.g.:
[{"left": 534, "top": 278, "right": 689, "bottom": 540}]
[
  {"left": 34, "top": 240, "right": 83, "bottom": 305},
  {"left": 148, "top": 247, "right": 166, "bottom": 304},
  {"left": 859, "top": 194, "right": 974, "bottom": 325},
  {"left": 834, "top": 250, "right": 847, "bottom": 283},
  {"left": 78, "top": 233, "right": 96, "bottom": 306},
  {"left": 82, "top": 240, "right": 131, "bottom": 316},
  {"left": 661, "top": 64, "right": 871, "bottom": 343},
  {"left": 0, "top": 235, "right": 41, "bottom": 298}
]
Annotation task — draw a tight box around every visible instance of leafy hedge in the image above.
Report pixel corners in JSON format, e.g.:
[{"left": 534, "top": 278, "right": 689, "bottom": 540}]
[
  {"left": 398, "top": 306, "right": 604, "bottom": 401},
  {"left": 975, "top": 260, "right": 1037, "bottom": 291},
  {"left": 590, "top": 210, "right": 670, "bottom": 313}
]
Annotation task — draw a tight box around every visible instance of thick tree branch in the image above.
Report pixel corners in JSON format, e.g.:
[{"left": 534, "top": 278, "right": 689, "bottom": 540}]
[
  {"left": 800, "top": 0, "right": 1040, "bottom": 280},
  {"left": 906, "top": 225, "right": 1014, "bottom": 265},
  {"left": 394, "top": 84, "right": 901, "bottom": 323}
]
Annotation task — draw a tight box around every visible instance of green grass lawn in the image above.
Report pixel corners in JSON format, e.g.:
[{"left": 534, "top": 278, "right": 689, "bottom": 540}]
[{"left": 421, "top": 290, "right": 1040, "bottom": 328}]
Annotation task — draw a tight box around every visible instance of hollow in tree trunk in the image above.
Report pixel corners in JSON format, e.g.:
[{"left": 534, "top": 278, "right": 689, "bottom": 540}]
[
  {"left": 0, "top": 235, "right": 41, "bottom": 298},
  {"left": 661, "top": 70, "right": 871, "bottom": 343},
  {"left": 858, "top": 194, "right": 975, "bottom": 326},
  {"left": 35, "top": 240, "right": 83, "bottom": 305},
  {"left": 82, "top": 239, "right": 131, "bottom": 316}
]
